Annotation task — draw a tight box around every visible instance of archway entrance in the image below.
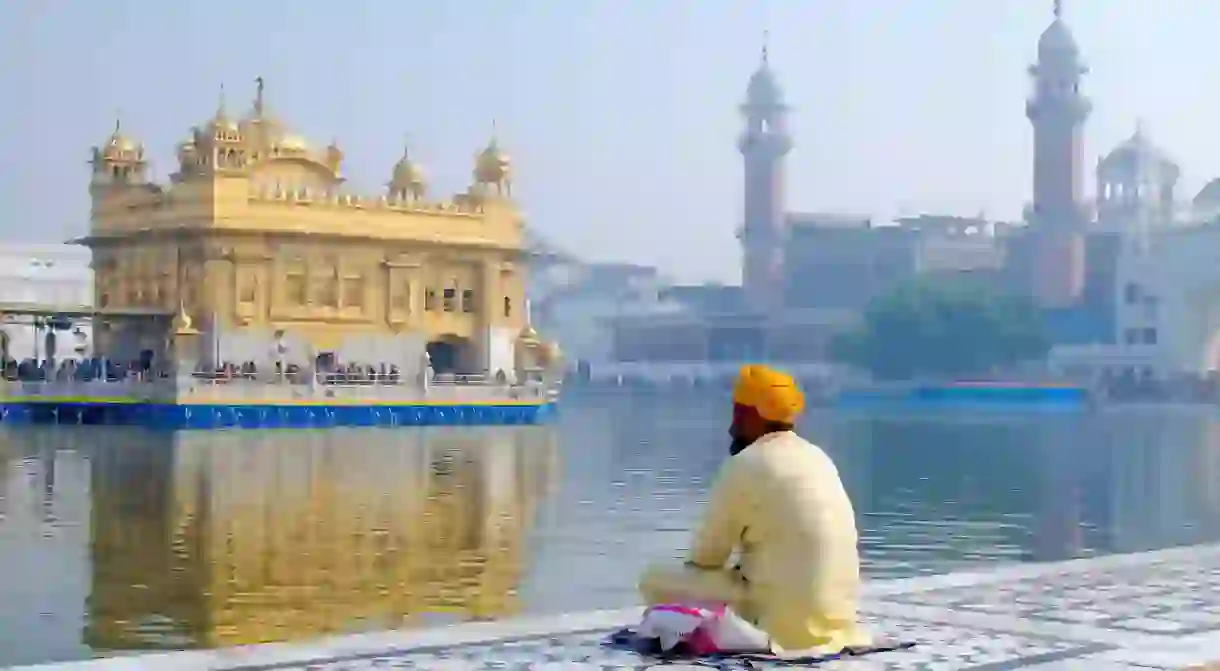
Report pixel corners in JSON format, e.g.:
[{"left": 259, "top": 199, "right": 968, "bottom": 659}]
[{"left": 426, "top": 336, "right": 475, "bottom": 376}]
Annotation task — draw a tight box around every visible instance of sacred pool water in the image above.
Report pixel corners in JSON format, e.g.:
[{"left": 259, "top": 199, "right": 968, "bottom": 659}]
[{"left": 1, "top": 391, "right": 1218, "bottom": 666}]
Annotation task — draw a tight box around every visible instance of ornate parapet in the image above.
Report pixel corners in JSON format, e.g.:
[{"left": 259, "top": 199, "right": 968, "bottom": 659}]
[{"left": 247, "top": 185, "right": 484, "bottom": 216}]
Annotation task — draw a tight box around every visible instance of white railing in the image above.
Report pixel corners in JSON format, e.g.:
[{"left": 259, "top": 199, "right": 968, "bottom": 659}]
[{"left": 0, "top": 379, "right": 171, "bottom": 401}]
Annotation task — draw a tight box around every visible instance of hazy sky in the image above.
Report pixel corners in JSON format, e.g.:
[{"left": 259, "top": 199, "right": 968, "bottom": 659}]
[{"left": 3, "top": 1, "right": 1220, "bottom": 284}]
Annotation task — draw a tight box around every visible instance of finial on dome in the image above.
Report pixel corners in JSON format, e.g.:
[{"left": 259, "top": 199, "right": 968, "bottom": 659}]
[
  {"left": 519, "top": 298, "right": 538, "bottom": 341},
  {"left": 761, "top": 29, "right": 770, "bottom": 65},
  {"left": 172, "top": 299, "right": 196, "bottom": 335},
  {"left": 253, "top": 76, "right": 266, "bottom": 116},
  {"left": 324, "top": 137, "right": 344, "bottom": 173},
  {"left": 216, "top": 83, "right": 228, "bottom": 117},
  {"left": 1053, "top": 0, "right": 1062, "bottom": 19},
  {"left": 100, "top": 112, "right": 140, "bottom": 155}
]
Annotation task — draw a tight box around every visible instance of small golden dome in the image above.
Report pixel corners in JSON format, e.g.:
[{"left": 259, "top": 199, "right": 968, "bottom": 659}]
[
  {"left": 208, "top": 114, "right": 240, "bottom": 135},
  {"left": 537, "top": 341, "right": 562, "bottom": 367},
  {"left": 203, "top": 86, "right": 242, "bottom": 138},
  {"left": 107, "top": 134, "right": 137, "bottom": 153},
  {"left": 518, "top": 324, "right": 539, "bottom": 342},
  {"left": 474, "top": 138, "right": 511, "bottom": 184},
  {"left": 101, "top": 120, "right": 140, "bottom": 157},
  {"left": 277, "top": 133, "right": 309, "bottom": 152},
  {"left": 391, "top": 146, "right": 426, "bottom": 186}
]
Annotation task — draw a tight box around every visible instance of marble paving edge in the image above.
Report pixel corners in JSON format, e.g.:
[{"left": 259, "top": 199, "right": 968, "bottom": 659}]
[
  {"left": 7, "top": 609, "right": 644, "bottom": 671},
  {"left": 862, "top": 541, "right": 1220, "bottom": 597},
  {"left": 13, "top": 542, "right": 1220, "bottom": 671}
]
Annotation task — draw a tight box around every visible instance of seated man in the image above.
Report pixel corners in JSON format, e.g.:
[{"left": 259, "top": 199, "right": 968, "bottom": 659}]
[{"left": 638, "top": 364, "right": 869, "bottom": 652}]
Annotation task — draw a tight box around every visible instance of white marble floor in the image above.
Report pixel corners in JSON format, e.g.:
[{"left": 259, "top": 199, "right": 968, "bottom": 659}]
[{"left": 17, "top": 543, "right": 1220, "bottom": 670}]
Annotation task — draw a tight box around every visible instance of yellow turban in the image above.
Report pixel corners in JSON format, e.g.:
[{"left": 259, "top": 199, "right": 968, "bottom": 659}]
[{"left": 732, "top": 364, "right": 805, "bottom": 424}]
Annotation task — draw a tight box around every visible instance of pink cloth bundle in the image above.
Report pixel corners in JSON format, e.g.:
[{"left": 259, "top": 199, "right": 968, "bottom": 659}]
[{"left": 636, "top": 603, "right": 770, "bottom": 655}]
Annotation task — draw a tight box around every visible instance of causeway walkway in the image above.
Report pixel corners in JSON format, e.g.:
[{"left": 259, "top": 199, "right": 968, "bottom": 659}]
[{"left": 15, "top": 542, "right": 1220, "bottom": 670}]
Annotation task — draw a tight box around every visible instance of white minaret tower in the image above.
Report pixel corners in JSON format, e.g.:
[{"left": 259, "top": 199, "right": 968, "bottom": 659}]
[
  {"left": 737, "top": 38, "right": 792, "bottom": 312},
  {"left": 1025, "top": 0, "right": 1092, "bottom": 308}
]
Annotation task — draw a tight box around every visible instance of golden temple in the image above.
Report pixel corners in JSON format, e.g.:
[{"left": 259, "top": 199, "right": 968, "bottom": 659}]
[{"left": 82, "top": 78, "right": 530, "bottom": 378}]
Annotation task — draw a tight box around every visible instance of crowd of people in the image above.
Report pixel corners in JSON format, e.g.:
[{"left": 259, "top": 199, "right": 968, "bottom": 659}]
[
  {"left": 2, "top": 356, "right": 155, "bottom": 383},
  {"left": 195, "top": 360, "right": 408, "bottom": 385},
  {"left": 0, "top": 356, "right": 518, "bottom": 387}
]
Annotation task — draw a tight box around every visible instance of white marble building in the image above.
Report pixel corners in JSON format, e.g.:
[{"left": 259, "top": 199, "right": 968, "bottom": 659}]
[
  {"left": 1050, "top": 127, "right": 1220, "bottom": 380},
  {"left": 0, "top": 244, "right": 93, "bottom": 362},
  {"left": 528, "top": 256, "right": 673, "bottom": 370}
]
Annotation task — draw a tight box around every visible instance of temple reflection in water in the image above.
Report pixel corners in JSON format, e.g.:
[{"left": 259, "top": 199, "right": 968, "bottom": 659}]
[
  {"left": 8, "top": 400, "right": 1220, "bottom": 665},
  {"left": 60, "top": 426, "right": 559, "bottom": 651}
]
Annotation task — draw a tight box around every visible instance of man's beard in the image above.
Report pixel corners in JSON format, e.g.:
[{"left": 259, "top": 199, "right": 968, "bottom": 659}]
[{"left": 729, "top": 435, "right": 753, "bottom": 456}]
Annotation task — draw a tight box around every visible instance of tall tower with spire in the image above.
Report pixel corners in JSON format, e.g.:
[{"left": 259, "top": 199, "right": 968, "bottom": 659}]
[
  {"left": 737, "top": 39, "right": 792, "bottom": 312},
  {"left": 1025, "top": 0, "right": 1092, "bottom": 308}
]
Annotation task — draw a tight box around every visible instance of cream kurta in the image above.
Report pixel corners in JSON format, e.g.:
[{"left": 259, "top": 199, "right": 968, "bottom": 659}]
[{"left": 639, "top": 431, "right": 868, "bottom": 652}]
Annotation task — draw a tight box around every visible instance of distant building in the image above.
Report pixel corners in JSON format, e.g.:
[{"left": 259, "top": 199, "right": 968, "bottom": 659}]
[
  {"left": 599, "top": 46, "right": 1014, "bottom": 382},
  {"left": 528, "top": 254, "right": 670, "bottom": 367},
  {"left": 0, "top": 244, "right": 94, "bottom": 361},
  {"left": 1048, "top": 103, "right": 1220, "bottom": 378},
  {"left": 599, "top": 1, "right": 1220, "bottom": 383}
]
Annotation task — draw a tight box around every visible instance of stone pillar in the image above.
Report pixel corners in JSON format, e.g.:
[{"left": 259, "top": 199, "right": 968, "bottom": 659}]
[
  {"left": 480, "top": 260, "right": 502, "bottom": 376},
  {"left": 171, "top": 331, "right": 201, "bottom": 376}
]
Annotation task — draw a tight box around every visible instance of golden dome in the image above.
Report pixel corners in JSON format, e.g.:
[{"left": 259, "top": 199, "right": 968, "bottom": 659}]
[
  {"left": 391, "top": 146, "right": 426, "bottom": 186},
  {"left": 100, "top": 120, "right": 140, "bottom": 157},
  {"left": 537, "top": 341, "right": 562, "bottom": 367},
  {"left": 518, "top": 324, "right": 539, "bottom": 342},
  {"left": 474, "top": 138, "right": 511, "bottom": 184},
  {"left": 107, "top": 134, "right": 137, "bottom": 154},
  {"left": 208, "top": 114, "right": 241, "bottom": 135},
  {"left": 202, "top": 86, "right": 242, "bottom": 138},
  {"left": 277, "top": 133, "right": 309, "bottom": 152}
]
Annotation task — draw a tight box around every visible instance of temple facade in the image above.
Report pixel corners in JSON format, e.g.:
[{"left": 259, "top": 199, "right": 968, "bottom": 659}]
[{"left": 81, "top": 79, "right": 529, "bottom": 378}]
